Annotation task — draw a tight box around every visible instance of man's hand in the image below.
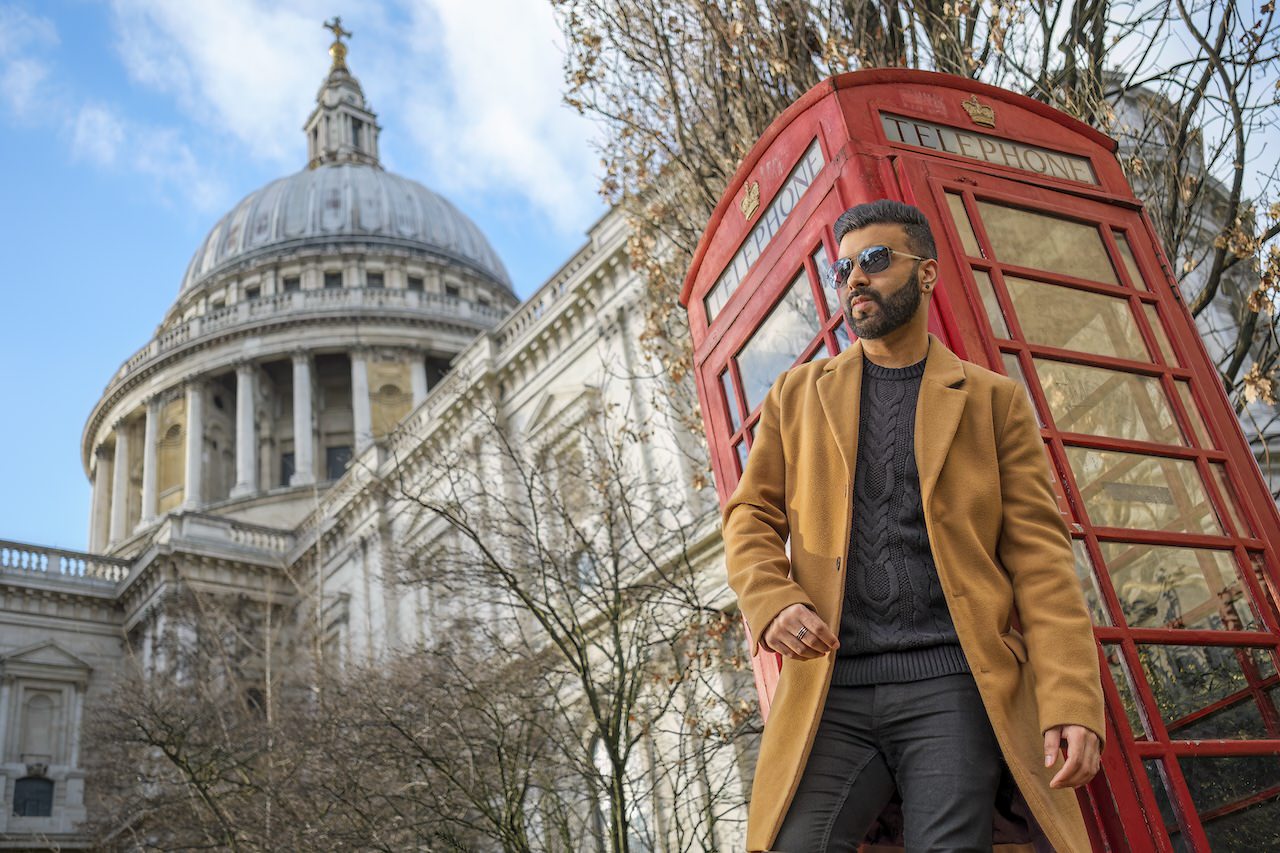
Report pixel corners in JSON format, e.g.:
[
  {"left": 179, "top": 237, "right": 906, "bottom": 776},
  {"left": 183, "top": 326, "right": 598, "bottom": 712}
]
[
  {"left": 761, "top": 603, "right": 840, "bottom": 660},
  {"left": 1044, "top": 724, "right": 1101, "bottom": 789}
]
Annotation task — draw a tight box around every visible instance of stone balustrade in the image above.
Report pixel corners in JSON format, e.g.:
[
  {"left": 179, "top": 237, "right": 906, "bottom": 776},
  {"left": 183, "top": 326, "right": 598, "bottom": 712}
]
[
  {"left": 0, "top": 539, "right": 131, "bottom": 586},
  {"left": 166, "top": 513, "right": 296, "bottom": 558},
  {"left": 109, "top": 288, "right": 510, "bottom": 387}
]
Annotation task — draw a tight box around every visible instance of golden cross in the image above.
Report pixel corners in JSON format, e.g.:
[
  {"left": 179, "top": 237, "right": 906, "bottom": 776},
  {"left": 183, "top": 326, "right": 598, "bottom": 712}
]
[{"left": 324, "top": 16, "right": 352, "bottom": 43}]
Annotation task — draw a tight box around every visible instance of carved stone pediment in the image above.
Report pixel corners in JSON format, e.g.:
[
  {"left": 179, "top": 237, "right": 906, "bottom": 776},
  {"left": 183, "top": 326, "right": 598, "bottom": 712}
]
[{"left": 1, "top": 641, "right": 93, "bottom": 684}]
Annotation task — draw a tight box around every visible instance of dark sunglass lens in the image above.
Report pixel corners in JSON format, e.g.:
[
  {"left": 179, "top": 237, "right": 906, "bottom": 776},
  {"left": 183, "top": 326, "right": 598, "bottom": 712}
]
[
  {"left": 859, "top": 246, "right": 893, "bottom": 274},
  {"left": 828, "top": 258, "right": 853, "bottom": 288}
]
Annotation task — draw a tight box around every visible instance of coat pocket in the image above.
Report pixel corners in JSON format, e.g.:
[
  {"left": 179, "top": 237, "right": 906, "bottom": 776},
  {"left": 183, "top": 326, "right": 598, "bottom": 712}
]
[{"left": 1000, "top": 628, "right": 1028, "bottom": 664}]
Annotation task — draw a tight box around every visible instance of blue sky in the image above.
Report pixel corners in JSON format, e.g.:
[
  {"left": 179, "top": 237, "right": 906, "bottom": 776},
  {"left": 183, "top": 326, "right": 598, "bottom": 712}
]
[{"left": 0, "top": 1, "right": 605, "bottom": 552}]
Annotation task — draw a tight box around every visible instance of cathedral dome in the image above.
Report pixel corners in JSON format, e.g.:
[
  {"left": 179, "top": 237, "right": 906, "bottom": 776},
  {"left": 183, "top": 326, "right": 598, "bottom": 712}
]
[{"left": 179, "top": 163, "right": 512, "bottom": 295}]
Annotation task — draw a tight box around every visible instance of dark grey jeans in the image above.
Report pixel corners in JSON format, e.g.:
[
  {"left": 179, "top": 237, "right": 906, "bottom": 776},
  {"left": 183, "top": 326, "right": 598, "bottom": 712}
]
[{"left": 771, "top": 672, "right": 1004, "bottom": 853}]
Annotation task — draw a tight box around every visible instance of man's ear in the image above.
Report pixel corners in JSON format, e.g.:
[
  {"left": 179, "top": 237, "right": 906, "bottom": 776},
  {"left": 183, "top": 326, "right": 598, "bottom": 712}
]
[{"left": 920, "top": 258, "right": 940, "bottom": 291}]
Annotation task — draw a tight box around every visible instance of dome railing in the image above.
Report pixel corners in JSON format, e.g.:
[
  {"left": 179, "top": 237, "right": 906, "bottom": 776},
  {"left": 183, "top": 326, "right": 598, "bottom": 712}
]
[{"left": 110, "top": 287, "right": 510, "bottom": 387}]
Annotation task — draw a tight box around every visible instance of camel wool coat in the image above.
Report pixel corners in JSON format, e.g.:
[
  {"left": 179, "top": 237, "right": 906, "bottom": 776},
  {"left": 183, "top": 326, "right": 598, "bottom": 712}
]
[{"left": 723, "top": 333, "right": 1106, "bottom": 852}]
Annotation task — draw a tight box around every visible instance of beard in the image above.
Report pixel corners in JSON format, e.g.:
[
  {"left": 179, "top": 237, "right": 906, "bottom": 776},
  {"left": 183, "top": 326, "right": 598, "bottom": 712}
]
[{"left": 842, "top": 266, "right": 922, "bottom": 340}]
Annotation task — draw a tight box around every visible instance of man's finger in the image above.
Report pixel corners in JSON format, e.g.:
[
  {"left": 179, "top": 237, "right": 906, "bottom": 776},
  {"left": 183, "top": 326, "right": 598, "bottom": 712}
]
[
  {"left": 1043, "top": 727, "right": 1061, "bottom": 768},
  {"left": 797, "top": 611, "right": 841, "bottom": 652},
  {"left": 1050, "top": 749, "right": 1084, "bottom": 788}
]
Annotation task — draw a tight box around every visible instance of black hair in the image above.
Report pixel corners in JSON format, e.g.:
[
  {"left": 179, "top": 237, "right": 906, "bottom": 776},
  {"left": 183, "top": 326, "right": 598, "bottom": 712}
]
[{"left": 833, "top": 199, "right": 937, "bottom": 259}]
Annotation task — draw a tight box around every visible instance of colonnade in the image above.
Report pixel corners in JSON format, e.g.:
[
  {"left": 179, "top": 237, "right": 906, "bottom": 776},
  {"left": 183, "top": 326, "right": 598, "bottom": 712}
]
[{"left": 88, "top": 348, "right": 433, "bottom": 552}]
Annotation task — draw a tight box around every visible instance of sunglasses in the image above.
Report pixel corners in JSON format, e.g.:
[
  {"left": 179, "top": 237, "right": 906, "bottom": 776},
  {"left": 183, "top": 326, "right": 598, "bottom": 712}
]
[{"left": 826, "top": 246, "right": 928, "bottom": 289}]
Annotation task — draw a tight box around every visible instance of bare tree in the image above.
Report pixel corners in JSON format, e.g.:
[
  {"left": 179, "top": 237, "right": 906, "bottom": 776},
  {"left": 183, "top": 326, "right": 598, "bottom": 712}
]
[
  {"left": 82, "top": 583, "right": 312, "bottom": 851},
  {"left": 555, "top": 0, "right": 1280, "bottom": 481},
  {"left": 384, "top": 389, "right": 758, "bottom": 853}
]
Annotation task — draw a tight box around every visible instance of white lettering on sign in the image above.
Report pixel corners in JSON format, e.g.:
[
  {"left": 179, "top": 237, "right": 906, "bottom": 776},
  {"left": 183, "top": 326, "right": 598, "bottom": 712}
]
[
  {"left": 880, "top": 113, "right": 1098, "bottom": 185},
  {"left": 705, "top": 139, "right": 826, "bottom": 323}
]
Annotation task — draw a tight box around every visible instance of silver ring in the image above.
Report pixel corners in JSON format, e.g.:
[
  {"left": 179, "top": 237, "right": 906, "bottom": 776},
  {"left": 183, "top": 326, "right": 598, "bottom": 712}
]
[{"left": 795, "top": 625, "right": 809, "bottom": 641}]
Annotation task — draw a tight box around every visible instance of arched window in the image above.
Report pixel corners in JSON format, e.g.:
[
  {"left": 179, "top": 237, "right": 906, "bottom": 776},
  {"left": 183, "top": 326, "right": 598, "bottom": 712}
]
[{"left": 12, "top": 777, "right": 54, "bottom": 817}]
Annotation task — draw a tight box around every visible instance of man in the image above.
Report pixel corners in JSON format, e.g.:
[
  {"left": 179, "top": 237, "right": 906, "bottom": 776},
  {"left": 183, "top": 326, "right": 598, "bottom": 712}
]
[{"left": 723, "top": 200, "right": 1105, "bottom": 852}]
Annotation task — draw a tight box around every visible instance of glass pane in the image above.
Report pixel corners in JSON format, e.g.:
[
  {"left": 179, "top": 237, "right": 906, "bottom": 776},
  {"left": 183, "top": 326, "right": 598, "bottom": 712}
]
[
  {"left": 1034, "top": 359, "right": 1184, "bottom": 444},
  {"left": 734, "top": 440, "right": 748, "bottom": 475},
  {"left": 1104, "top": 643, "right": 1148, "bottom": 737},
  {"left": 1209, "top": 462, "right": 1254, "bottom": 538},
  {"left": 1114, "top": 230, "right": 1150, "bottom": 290},
  {"left": 1202, "top": 789, "right": 1280, "bottom": 852},
  {"left": 975, "top": 199, "right": 1119, "bottom": 284},
  {"left": 1138, "top": 644, "right": 1279, "bottom": 734},
  {"left": 1097, "top": 542, "right": 1262, "bottom": 632},
  {"left": 1249, "top": 554, "right": 1280, "bottom": 638},
  {"left": 833, "top": 320, "right": 851, "bottom": 353},
  {"left": 1001, "top": 353, "right": 1043, "bottom": 427},
  {"left": 1072, "top": 539, "right": 1111, "bottom": 624},
  {"left": 1004, "top": 276, "right": 1150, "bottom": 361},
  {"left": 1174, "top": 692, "right": 1280, "bottom": 741},
  {"left": 1145, "top": 758, "right": 1191, "bottom": 852},
  {"left": 1175, "top": 381, "right": 1211, "bottom": 448},
  {"left": 721, "top": 369, "right": 742, "bottom": 432},
  {"left": 1181, "top": 755, "right": 1280, "bottom": 833},
  {"left": 813, "top": 244, "right": 835, "bottom": 317},
  {"left": 1143, "top": 302, "right": 1179, "bottom": 366},
  {"left": 946, "top": 192, "right": 984, "bottom": 257},
  {"left": 1066, "top": 447, "right": 1226, "bottom": 535},
  {"left": 974, "top": 270, "right": 1010, "bottom": 337},
  {"left": 735, "top": 271, "right": 822, "bottom": 413}
]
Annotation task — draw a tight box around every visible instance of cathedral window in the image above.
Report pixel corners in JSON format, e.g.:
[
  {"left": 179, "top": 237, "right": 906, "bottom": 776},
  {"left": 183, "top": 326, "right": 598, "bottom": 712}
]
[
  {"left": 326, "top": 446, "right": 352, "bottom": 480},
  {"left": 281, "top": 452, "right": 295, "bottom": 487},
  {"left": 366, "top": 272, "right": 384, "bottom": 288},
  {"left": 444, "top": 283, "right": 460, "bottom": 298},
  {"left": 283, "top": 276, "right": 301, "bottom": 293},
  {"left": 245, "top": 285, "right": 260, "bottom": 300},
  {"left": 407, "top": 275, "right": 424, "bottom": 292},
  {"left": 12, "top": 777, "right": 53, "bottom": 817},
  {"left": 324, "top": 272, "right": 343, "bottom": 289}
]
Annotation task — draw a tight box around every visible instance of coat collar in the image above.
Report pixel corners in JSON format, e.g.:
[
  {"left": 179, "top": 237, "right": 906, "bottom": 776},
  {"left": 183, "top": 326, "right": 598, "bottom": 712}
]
[{"left": 816, "top": 332, "right": 969, "bottom": 508}]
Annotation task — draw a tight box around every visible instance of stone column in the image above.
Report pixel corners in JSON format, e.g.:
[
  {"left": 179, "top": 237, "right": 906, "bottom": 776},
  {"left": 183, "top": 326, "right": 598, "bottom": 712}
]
[
  {"left": 137, "top": 396, "right": 160, "bottom": 529},
  {"left": 351, "top": 348, "right": 373, "bottom": 454},
  {"left": 88, "top": 445, "right": 113, "bottom": 552},
  {"left": 182, "top": 380, "right": 205, "bottom": 510},
  {"left": 231, "top": 362, "right": 258, "bottom": 497},
  {"left": 291, "top": 351, "right": 316, "bottom": 486},
  {"left": 409, "top": 353, "right": 428, "bottom": 406},
  {"left": 109, "top": 419, "right": 131, "bottom": 544}
]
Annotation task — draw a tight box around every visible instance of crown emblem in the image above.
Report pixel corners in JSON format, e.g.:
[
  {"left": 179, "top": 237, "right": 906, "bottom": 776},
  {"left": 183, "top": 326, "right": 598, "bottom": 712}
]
[
  {"left": 961, "top": 95, "right": 996, "bottom": 128},
  {"left": 740, "top": 181, "right": 761, "bottom": 219}
]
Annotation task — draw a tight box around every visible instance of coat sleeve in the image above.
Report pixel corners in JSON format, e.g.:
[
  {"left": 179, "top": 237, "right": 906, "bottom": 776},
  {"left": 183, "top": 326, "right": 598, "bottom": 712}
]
[
  {"left": 722, "top": 370, "right": 816, "bottom": 657},
  {"left": 995, "top": 382, "right": 1106, "bottom": 746}
]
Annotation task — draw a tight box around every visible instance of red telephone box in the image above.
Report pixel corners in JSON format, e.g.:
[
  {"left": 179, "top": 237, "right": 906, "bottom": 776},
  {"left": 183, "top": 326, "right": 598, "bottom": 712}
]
[{"left": 681, "top": 70, "right": 1280, "bottom": 851}]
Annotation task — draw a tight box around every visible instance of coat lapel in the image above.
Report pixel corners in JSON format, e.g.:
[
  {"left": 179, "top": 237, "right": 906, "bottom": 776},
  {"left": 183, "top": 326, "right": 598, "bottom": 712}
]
[
  {"left": 816, "top": 340, "right": 864, "bottom": 486},
  {"left": 914, "top": 333, "right": 969, "bottom": 511}
]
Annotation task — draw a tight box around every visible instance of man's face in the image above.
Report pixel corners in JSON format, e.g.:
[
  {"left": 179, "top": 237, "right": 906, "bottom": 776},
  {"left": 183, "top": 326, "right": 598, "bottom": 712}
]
[{"left": 836, "top": 223, "right": 929, "bottom": 340}]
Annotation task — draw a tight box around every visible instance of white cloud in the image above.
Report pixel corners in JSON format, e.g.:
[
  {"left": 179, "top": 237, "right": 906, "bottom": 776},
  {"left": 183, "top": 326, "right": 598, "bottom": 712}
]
[
  {"left": 109, "top": 0, "right": 332, "bottom": 163},
  {"left": 105, "top": 0, "right": 603, "bottom": 234},
  {"left": 390, "top": 0, "right": 603, "bottom": 233},
  {"left": 69, "top": 101, "right": 226, "bottom": 212},
  {"left": 71, "top": 103, "right": 125, "bottom": 165},
  {"left": 0, "top": 4, "right": 58, "bottom": 118}
]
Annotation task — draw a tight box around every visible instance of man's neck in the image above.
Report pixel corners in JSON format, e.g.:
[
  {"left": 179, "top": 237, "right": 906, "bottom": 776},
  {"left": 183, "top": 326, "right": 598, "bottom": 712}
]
[{"left": 861, "top": 328, "right": 930, "bottom": 369}]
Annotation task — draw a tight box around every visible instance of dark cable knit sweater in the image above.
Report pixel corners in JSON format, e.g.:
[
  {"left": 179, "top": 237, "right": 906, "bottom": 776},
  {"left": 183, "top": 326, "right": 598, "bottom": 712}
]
[{"left": 832, "top": 354, "right": 971, "bottom": 685}]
